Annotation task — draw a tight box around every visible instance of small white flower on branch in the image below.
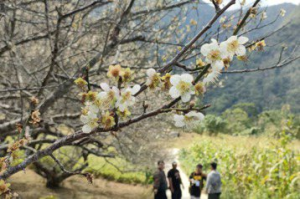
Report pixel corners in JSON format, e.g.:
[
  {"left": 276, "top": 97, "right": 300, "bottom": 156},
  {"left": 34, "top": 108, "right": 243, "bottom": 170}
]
[
  {"left": 169, "top": 74, "right": 194, "bottom": 103},
  {"left": 97, "top": 83, "right": 120, "bottom": 110},
  {"left": 280, "top": 9, "right": 286, "bottom": 17},
  {"left": 146, "top": 68, "right": 161, "bottom": 89},
  {"left": 174, "top": 111, "right": 204, "bottom": 127},
  {"left": 100, "top": 112, "right": 115, "bottom": 129},
  {"left": 220, "top": 36, "right": 248, "bottom": 57},
  {"left": 80, "top": 112, "right": 99, "bottom": 133},
  {"left": 261, "top": 12, "right": 267, "bottom": 20},
  {"left": 201, "top": 39, "right": 227, "bottom": 71},
  {"left": 203, "top": 70, "right": 221, "bottom": 85},
  {"left": 116, "top": 85, "right": 141, "bottom": 111}
]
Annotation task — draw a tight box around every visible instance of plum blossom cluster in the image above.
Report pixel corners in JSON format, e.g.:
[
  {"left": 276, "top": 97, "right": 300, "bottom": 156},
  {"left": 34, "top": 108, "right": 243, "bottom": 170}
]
[
  {"left": 201, "top": 36, "right": 248, "bottom": 84},
  {"left": 76, "top": 36, "right": 249, "bottom": 132},
  {"left": 75, "top": 66, "right": 139, "bottom": 133}
]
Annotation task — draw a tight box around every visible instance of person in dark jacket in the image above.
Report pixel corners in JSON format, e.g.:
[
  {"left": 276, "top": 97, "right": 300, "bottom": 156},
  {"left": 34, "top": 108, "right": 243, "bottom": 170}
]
[
  {"left": 189, "top": 164, "right": 207, "bottom": 199},
  {"left": 167, "top": 161, "right": 183, "bottom": 199},
  {"left": 153, "top": 160, "right": 168, "bottom": 199}
]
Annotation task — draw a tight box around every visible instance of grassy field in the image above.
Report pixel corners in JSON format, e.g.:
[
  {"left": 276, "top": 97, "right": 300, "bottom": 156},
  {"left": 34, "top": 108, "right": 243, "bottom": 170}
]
[{"left": 85, "top": 156, "right": 149, "bottom": 184}]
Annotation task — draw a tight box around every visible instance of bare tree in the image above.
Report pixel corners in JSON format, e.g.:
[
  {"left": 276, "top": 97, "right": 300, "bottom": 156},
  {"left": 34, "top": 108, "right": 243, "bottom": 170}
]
[{"left": 0, "top": 0, "right": 298, "bottom": 195}]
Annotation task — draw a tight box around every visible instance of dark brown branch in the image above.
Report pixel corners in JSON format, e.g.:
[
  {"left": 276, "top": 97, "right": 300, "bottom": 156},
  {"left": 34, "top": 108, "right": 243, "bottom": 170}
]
[
  {"left": 233, "top": 0, "right": 260, "bottom": 35},
  {"left": 135, "top": 0, "right": 236, "bottom": 96},
  {"left": 222, "top": 56, "right": 300, "bottom": 74}
]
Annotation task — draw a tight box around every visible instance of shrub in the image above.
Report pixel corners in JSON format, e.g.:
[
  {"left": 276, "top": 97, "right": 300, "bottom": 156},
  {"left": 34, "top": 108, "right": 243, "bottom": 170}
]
[{"left": 193, "top": 115, "right": 228, "bottom": 135}]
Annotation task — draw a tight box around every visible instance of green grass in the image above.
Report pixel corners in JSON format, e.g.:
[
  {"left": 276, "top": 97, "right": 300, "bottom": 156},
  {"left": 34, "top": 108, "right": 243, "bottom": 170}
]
[{"left": 84, "top": 156, "right": 152, "bottom": 184}]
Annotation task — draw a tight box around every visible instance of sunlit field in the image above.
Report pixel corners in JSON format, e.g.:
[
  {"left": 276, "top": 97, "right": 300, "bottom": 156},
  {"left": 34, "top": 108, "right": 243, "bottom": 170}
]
[{"left": 179, "top": 134, "right": 300, "bottom": 199}]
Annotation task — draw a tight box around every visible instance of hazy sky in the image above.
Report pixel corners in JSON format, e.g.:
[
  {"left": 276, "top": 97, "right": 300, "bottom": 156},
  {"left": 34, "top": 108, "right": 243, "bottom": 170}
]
[{"left": 203, "top": 0, "right": 300, "bottom": 10}]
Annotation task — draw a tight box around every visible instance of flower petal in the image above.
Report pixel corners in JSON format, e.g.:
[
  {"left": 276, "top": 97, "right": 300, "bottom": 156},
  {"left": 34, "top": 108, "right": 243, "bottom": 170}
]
[
  {"left": 100, "top": 83, "right": 110, "bottom": 92},
  {"left": 82, "top": 125, "right": 92, "bottom": 133},
  {"left": 170, "top": 75, "right": 180, "bottom": 85},
  {"left": 80, "top": 115, "right": 89, "bottom": 123},
  {"left": 169, "top": 86, "right": 181, "bottom": 98},
  {"left": 186, "top": 111, "right": 197, "bottom": 117},
  {"left": 236, "top": 45, "right": 246, "bottom": 56},
  {"left": 212, "top": 60, "right": 224, "bottom": 72},
  {"left": 220, "top": 43, "right": 232, "bottom": 58},
  {"left": 146, "top": 68, "right": 156, "bottom": 77},
  {"left": 131, "top": 85, "right": 141, "bottom": 95},
  {"left": 200, "top": 43, "right": 212, "bottom": 56},
  {"left": 181, "top": 74, "right": 193, "bottom": 83},
  {"left": 227, "top": 36, "right": 237, "bottom": 43},
  {"left": 238, "top": 36, "right": 249, "bottom": 44},
  {"left": 174, "top": 115, "right": 185, "bottom": 127},
  {"left": 186, "top": 111, "right": 205, "bottom": 121},
  {"left": 181, "top": 93, "right": 191, "bottom": 103},
  {"left": 89, "top": 104, "right": 99, "bottom": 113},
  {"left": 117, "top": 102, "right": 126, "bottom": 112},
  {"left": 88, "top": 112, "right": 96, "bottom": 117},
  {"left": 112, "top": 87, "right": 120, "bottom": 98}
]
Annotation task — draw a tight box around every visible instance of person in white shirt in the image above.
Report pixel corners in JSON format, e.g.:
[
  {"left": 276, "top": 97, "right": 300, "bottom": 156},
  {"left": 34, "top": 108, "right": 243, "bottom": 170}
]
[{"left": 205, "top": 162, "right": 221, "bottom": 199}]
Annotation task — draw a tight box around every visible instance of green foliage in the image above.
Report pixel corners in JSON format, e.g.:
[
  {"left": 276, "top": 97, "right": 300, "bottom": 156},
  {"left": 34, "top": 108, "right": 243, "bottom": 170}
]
[
  {"left": 232, "top": 103, "right": 258, "bottom": 118},
  {"left": 179, "top": 128, "right": 300, "bottom": 199},
  {"left": 223, "top": 108, "right": 250, "bottom": 134},
  {"left": 194, "top": 114, "right": 228, "bottom": 135},
  {"left": 194, "top": 103, "right": 300, "bottom": 138},
  {"left": 84, "top": 156, "right": 150, "bottom": 185},
  {"left": 34, "top": 146, "right": 85, "bottom": 174}
]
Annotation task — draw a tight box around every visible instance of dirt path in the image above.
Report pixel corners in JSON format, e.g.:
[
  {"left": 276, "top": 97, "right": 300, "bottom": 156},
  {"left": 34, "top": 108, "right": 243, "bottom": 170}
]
[{"left": 166, "top": 148, "right": 208, "bottom": 199}]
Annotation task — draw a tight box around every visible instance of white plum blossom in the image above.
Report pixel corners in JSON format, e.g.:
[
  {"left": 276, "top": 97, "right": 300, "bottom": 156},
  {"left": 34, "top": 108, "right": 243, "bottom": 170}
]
[
  {"left": 203, "top": 70, "right": 221, "bottom": 85},
  {"left": 261, "top": 12, "right": 267, "bottom": 20},
  {"left": 169, "top": 74, "right": 194, "bottom": 102},
  {"left": 99, "top": 83, "right": 120, "bottom": 108},
  {"left": 145, "top": 68, "right": 160, "bottom": 89},
  {"left": 201, "top": 39, "right": 227, "bottom": 71},
  {"left": 80, "top": 112, "right": 99, "bottom": 133},
  {"left": 220, "top": 36, "right": 248, "bottom": 57},
  {"left": 280, "top": 9, "right": 286, "bottom": 17},
  {"left": 116, "top": 85, "right": 140, "bottom": 111},
  {"left": 89, "top": 83, "right": 119, "bottom": 112},
  {"left": 174, "top": 111, "right": 205, "bottom": 127}
]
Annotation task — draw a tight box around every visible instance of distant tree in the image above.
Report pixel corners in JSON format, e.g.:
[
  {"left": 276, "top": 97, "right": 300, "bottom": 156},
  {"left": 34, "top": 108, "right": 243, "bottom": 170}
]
[
  {"left": 232, "top": 103, "right": 258, "bottom": 118},
  {"left": 222, "top": 108, "right": 250, "bottom": 133},
  {"left": 194, "top": 114, "right": 228, "bottom": 135}
]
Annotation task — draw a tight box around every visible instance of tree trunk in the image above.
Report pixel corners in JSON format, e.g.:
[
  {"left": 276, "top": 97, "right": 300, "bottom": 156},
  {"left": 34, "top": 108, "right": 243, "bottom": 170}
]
[{"left": 46, "top": 177, "right": 62, "bottom": 188}]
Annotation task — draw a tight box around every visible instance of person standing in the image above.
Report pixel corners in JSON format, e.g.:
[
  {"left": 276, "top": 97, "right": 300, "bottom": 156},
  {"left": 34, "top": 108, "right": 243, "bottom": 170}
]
[
  {"left": 167, "top": 161, "right": 183, "bottom": 199},
  {"left": 153, "top": 160, "right": 168, "bottom": 199},
  {"left": 189, "top": 164, "right": 206, "bottom": 199},
  {"left": 205, "top": 162, "right": 222, "bottom": 199}
]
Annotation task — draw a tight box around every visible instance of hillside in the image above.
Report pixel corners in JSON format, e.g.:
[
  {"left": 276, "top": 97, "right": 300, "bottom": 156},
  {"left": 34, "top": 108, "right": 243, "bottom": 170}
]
[
  {"left": 203, "top": 5, "right": 300, "bottom": 113},
  {"left": 163, "top": 1, "right": 299, "bottom": 114}
]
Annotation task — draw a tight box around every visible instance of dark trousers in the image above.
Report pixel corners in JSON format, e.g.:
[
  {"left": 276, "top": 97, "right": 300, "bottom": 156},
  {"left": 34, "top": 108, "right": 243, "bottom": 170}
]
[
  {"left": 208, "top": 193, "right": 221, "bottom": 199},
  {"left": 154, "top": 190, "right": 167, "bottom": 199},
  {"left": 171, "top": 189, "right": 182, "bottom": 199}
]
